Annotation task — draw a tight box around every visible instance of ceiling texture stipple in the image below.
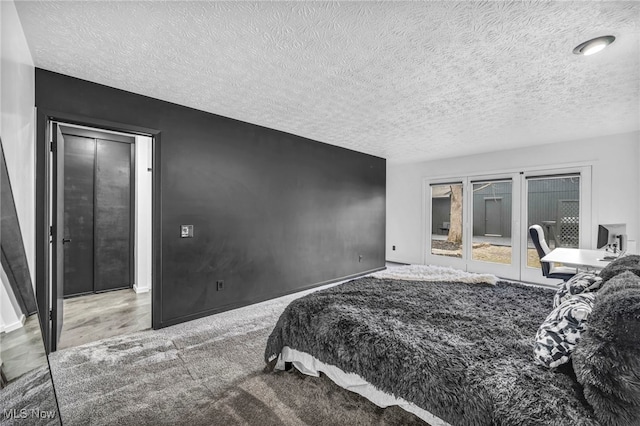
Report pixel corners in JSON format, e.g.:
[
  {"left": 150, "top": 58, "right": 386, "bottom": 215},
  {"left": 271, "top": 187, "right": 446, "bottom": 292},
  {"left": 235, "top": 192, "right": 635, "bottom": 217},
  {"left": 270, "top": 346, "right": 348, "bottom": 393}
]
[{"left": 15, "top": 1, "right": 640, "bottom": 163}]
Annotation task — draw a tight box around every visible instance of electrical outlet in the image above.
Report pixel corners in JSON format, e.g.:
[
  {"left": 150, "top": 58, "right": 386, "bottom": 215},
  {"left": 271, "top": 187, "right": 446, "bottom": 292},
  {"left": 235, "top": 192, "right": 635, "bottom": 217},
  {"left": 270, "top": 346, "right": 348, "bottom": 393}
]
[
  {"left": 216, "top": 280, "right": 224, "bottom": 291},
  {"left": 392, "top": 245, "right": 396, "bottom": 251},
  {"left": 358, "top": 254, "right": 363, "bottom": 262}
]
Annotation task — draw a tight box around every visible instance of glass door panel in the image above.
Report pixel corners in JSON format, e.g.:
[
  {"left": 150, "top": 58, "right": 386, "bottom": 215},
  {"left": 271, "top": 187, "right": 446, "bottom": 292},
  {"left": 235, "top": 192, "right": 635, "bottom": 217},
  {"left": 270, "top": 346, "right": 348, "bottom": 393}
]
[
  {"left": 526, "top": 175, "right": 581, "bottom": 269},
  {"left": 424, "top": 167, "right": 589, "bottom": 284},
  {"left": 521, "top": 170, "right": 589, "bottom": 285},
  {"left": 429, "top": 183, "right": 464, "bottom": 259},
  {"left": 471, "top": 180, "right": 512, "bottom": 265}
]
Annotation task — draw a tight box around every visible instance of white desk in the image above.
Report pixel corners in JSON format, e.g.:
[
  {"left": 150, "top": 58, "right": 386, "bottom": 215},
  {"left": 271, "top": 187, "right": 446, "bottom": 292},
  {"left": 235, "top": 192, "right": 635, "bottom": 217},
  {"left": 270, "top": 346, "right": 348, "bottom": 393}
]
[{"left": 541, "top": 248, "right": 614, "bottom": 270}]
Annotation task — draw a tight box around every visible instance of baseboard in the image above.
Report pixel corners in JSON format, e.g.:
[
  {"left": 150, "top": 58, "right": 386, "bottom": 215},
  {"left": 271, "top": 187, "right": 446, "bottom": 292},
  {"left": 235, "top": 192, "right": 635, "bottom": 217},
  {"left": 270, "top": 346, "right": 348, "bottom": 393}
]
[
  {"left": 133, "top": 284, "right": 151, "bottom": 294},
  {"left": 385, "top": 258, "right": 414, "bottom": 265},
  {"left": 0, "top": 314, "right": 25, "bottom": 334},
  {"left": 156, "top": 265, "right": 386, "bottom": 329},
  {"left": 385, "top": 260, "right": 411, "bottom": 266}
]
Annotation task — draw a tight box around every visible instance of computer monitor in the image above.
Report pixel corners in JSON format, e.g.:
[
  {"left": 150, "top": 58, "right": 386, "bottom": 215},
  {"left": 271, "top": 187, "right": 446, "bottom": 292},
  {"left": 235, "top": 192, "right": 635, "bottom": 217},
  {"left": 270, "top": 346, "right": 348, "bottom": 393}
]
[{"left": 597, "top": 224, "right": 627, "bottom": 252}]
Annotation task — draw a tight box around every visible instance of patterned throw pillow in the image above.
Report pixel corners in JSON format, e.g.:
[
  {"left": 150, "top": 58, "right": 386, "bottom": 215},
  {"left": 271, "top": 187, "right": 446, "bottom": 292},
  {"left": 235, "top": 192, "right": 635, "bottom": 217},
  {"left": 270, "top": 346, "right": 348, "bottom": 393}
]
[
  {"left": 554, "top": 272, "right": 603, "bottom": 308},
  {"left": 534, "top": 292, "right": 596, "bottom": 368}
]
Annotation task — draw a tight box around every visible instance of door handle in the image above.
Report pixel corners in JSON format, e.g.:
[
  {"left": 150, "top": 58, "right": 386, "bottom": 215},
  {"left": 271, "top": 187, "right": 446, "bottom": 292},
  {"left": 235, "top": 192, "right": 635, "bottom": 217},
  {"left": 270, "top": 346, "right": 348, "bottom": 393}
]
[{"left": 62, "top": 238, "right": 72, "bottom": 244}]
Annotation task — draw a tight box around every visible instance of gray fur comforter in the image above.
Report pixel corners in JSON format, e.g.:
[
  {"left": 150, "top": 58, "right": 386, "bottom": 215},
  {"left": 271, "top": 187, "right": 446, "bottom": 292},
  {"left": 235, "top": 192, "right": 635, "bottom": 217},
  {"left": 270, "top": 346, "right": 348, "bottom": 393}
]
[{"left": 265, "top": 277, "right": 599, "bottom": 425}]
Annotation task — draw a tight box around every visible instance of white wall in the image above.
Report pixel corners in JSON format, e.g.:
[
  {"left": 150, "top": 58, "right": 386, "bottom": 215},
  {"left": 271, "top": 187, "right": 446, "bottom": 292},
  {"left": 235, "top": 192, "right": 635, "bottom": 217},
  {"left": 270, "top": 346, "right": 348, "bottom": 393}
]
[
  {"left": 134, "top": 136, "right": 153, "bottom": 293},
  {"left": 1, "top": 0, "right": 36, "bottom": 287},
  {"left": 0, "top": 265, "right": 25, "bottom": 333},
  {"left": 387, "top": 131, "right": 640, "bottom": 264}
]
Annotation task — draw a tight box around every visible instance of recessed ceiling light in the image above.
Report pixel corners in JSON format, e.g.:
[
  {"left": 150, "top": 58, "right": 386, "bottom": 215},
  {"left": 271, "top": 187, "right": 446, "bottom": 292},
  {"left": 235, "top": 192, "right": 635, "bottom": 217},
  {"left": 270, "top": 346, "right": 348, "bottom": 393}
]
[{"left": 573, "top": 35, "right": 616, "bottom": 56}]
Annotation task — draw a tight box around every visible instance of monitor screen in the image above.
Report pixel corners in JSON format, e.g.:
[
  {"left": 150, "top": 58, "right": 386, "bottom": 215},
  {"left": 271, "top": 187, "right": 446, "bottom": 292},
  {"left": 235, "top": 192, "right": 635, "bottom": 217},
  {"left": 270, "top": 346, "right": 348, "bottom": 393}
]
[
  {"left": 597, "top": 225, "right": 608, "bottom": 249},
  {"left": 597, "top": 224, "right": 626, "bottom": 250}
]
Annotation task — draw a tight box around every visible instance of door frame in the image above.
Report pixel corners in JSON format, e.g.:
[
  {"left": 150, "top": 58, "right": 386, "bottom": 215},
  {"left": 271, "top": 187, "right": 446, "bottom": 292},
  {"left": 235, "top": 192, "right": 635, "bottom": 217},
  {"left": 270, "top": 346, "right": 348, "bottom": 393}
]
[
  {"left": 50, "top": 123, "right": 65, "bottom": 351},
  {"left": 424, "top": 178, "right": 468, "bottom": 270},
  {"left": 422, "top": 164, "right": 592, "bottom": 285},
  {"left": 466, "top": 173, "right": 520, "bottom": 280},
  {"left": 519, "top": 166, "right": 592, "bottom": 284},
  {"left": 35, "top": 108, "right": 162, "bottom": 353}
]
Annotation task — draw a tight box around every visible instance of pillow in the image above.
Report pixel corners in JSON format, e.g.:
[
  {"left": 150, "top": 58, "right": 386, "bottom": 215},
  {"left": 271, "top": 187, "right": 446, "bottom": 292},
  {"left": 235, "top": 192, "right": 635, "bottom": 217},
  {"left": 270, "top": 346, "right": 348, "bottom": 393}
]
[
  {"left": 533, "top": 292, "right": 595, "bottom": 368},
  {"left": 573, "top": 271, "right": 640, "bottom": 426},
  {"left": 554, "top": 272, "right": 603, "bottom": 308},
  {"left": 597, "top": 270, "right": 640, "bottom": 299},
  {"left": 598, "top": 254, "right": 640, "bottom": 285}
]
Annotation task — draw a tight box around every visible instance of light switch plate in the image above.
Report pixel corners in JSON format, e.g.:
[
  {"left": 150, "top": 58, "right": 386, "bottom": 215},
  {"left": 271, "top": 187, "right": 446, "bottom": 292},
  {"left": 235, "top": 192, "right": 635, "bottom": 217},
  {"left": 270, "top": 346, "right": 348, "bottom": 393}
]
[{"left": 180, "top": 225, "right": 194, "bottom": 238}]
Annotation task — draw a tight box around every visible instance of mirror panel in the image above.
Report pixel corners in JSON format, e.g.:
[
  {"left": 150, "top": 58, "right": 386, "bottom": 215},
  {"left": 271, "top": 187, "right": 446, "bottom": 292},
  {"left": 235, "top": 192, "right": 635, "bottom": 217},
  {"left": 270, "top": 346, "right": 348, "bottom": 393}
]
[{"left": 0, "top": 140, "right": 60, "bottom": 424}]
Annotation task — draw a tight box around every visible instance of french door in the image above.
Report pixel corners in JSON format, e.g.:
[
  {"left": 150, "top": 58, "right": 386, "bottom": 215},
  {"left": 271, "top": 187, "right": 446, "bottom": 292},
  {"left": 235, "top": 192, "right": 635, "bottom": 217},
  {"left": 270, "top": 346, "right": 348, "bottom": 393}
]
[
  {"left": 519, "top": 170, "right": 591, "bottom": 283},
  {"left": 425, "top": 166, "right": 591, "bottom": 284}
]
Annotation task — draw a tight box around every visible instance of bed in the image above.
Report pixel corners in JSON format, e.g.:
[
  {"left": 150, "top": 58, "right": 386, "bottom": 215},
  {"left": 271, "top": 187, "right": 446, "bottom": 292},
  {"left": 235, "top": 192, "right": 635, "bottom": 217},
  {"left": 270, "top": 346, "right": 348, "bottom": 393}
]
[{"left": 264, "top": 261, "right": 640, "bottom": 426}]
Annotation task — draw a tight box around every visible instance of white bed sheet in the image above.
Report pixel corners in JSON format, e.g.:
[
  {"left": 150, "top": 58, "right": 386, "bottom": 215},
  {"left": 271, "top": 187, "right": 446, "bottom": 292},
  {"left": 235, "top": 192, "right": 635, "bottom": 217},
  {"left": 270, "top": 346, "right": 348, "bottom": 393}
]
[{"left": 275, "top": 346, "right": 450, "bottom": 426}]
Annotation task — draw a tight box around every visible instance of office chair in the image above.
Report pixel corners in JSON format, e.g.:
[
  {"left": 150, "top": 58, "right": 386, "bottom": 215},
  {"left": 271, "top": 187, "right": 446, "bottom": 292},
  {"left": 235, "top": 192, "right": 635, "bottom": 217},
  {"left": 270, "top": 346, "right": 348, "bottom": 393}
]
[{"left": 529, "top": 224, "right": 577, "bottom": 281}]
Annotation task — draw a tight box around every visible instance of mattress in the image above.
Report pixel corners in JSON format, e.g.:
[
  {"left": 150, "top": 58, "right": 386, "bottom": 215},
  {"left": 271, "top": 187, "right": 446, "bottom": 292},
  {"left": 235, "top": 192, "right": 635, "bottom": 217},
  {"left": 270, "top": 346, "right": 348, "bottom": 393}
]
[{"left": 275, "top": 346, "right": 450, "bottom": 425}]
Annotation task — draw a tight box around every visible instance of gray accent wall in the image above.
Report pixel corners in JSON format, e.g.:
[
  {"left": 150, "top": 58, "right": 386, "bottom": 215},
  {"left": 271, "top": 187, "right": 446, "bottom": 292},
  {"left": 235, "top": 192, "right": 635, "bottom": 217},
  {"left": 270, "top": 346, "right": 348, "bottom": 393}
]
[{"left": 35, "top": 69, "right": 386, "bottom": 329}]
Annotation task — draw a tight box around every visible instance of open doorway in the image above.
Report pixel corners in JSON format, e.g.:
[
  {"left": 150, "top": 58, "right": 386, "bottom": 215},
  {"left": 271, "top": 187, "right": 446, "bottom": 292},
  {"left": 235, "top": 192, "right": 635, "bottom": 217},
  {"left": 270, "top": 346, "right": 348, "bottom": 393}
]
[{"left": 48, "top": 121, "right": 153, "bottom": 350}]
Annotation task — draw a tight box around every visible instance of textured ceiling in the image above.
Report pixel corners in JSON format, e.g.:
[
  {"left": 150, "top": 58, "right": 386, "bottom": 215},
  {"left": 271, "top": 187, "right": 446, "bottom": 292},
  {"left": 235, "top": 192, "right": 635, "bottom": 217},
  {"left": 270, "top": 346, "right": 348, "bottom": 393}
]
[{"left": 14, "top": 1, "right": 640, "bottom": 163}]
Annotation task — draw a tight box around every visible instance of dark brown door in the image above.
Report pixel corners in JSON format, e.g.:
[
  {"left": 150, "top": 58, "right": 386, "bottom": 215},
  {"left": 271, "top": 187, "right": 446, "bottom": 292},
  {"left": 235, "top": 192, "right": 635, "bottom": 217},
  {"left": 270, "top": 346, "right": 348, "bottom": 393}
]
[
  {"left": 61, "top": 128, "right": 133, "bottom": 297},
  {"left": 51, "top": 123, "right": 66, "bottom": 351},
  {"left": 94, "top": 139, "right": 132, "bottom": 292},
  {"left": 63, "top": 135, "right": 95, "bottom": 296}
]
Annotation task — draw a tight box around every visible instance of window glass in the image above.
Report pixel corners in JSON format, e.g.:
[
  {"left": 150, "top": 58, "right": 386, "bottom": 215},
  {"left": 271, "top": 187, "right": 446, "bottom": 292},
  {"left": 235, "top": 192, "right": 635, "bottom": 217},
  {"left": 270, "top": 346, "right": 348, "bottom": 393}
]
[
  {"left": 471, "top": 181, "right": 512, "bottom": 264},
  {"left": 526, "top": 175, "right": 580, "bottom": 268},
  {"left": 431, "top": 183, "right": 463, "bottom": 258}
]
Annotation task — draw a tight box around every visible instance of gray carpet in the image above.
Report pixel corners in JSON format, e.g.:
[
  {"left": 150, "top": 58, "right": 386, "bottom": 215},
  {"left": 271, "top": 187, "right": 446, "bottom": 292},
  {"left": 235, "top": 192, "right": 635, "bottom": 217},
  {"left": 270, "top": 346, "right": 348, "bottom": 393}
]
[
  {"left": 49, "top": 284, "right": 424, "bottom": 425},
  {"left": 0, "top": 365, "right": 60, "bottom": 425}
]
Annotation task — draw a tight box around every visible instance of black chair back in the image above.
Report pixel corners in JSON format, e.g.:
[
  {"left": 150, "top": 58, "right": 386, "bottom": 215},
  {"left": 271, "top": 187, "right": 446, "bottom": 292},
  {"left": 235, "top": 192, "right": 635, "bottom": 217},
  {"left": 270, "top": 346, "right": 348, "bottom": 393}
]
[{"left": 529, "top": 225, "right": 551, "bottom": 277}]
